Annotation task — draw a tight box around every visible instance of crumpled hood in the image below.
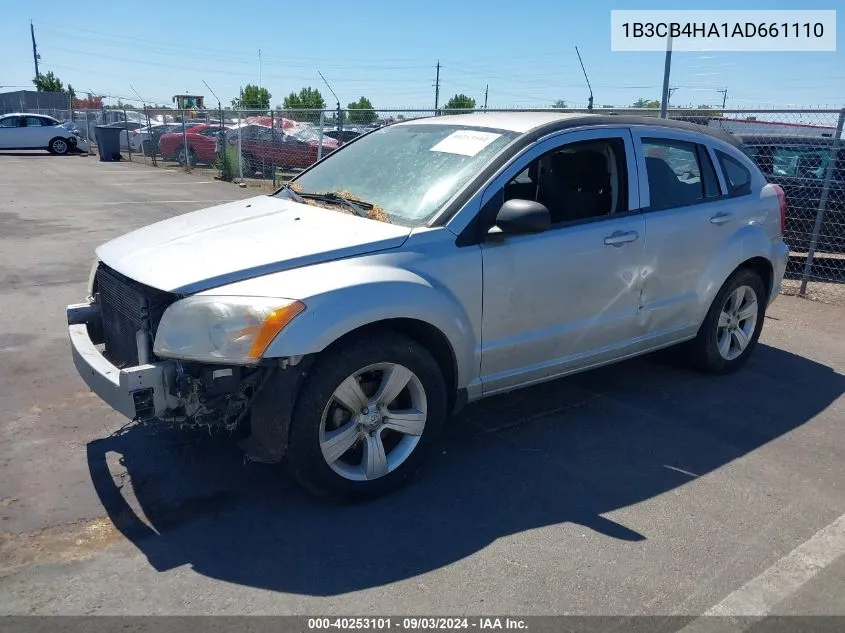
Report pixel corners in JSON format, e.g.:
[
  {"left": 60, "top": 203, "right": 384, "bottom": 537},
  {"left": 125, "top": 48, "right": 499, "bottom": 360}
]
[{"left": 95, "top": 195, "right": 411, "bottom": 294}]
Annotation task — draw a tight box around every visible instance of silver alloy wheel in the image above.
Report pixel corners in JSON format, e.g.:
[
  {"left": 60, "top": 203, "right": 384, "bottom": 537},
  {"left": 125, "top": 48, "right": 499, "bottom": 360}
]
[
  {"left": 177, "top": 148, "right": 193, "bottom": 165},
  {"left": 716, "top": 284, "right": 758, "bottom": 361},
  {"left": 52, "top": 138, "right": 68, "bottom": 154},
  {"left": 319, "top": 362, "right": 428, "bottom": 482}
]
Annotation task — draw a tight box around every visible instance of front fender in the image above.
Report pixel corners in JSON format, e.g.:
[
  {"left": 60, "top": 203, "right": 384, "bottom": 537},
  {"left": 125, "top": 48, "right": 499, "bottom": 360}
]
[
  {"left": 262, "top": 266, "right": 477, "bottom": 389},
  {"left": 695, "top": 224, "right": 780, "bottom": 320}
]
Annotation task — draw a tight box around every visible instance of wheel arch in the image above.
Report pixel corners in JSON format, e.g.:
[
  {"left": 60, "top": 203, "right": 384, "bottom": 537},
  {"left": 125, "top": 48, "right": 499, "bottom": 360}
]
[
  {"left": 318, "top": 317, "right": 460, "bottom": 416},
  {"left": 737, "top": 255, "right": 774, "bottom": 301},
  {"left": 242, "top": 317, "right": 463, "bottom": 465},
  {"left": 695, "top": 226, "right": 779, "bottom": 321}
]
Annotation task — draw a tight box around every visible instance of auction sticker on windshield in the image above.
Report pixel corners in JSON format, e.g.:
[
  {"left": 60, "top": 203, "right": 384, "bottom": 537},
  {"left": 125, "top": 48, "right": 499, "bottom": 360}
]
[{"left": 430, "top": 130, "right": 502, "bottom": 156}]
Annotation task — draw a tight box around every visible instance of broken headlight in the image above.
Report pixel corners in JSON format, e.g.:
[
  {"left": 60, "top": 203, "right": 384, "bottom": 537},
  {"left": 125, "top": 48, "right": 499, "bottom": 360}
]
[{"left": 153, "top": 296, "right": 305, "bottom": 364}]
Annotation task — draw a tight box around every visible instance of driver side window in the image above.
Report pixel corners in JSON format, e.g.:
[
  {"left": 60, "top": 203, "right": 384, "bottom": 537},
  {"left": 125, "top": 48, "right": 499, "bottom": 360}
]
[{"left": 503, "top": 138, "right": 629, "bottom": 225}]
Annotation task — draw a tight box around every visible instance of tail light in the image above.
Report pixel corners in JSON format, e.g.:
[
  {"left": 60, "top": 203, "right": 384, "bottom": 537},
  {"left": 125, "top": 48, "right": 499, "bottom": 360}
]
[{"left": 772, "top": 184, "right": 787, "bottom": 235}]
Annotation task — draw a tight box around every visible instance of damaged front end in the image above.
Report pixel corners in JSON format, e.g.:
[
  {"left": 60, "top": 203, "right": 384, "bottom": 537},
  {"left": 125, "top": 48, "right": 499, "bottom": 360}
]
[
  {"left": 162, "top": 362, "right": 269, "bottom": 431},
  {"left": 68, "top": 262, "right": 307, "bottom": 462}
]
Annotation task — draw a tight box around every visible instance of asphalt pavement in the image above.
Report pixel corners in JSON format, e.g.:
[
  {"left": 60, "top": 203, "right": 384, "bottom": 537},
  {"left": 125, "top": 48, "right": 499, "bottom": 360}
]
[{"left": 0, "top": 151, "right": 843, "bottom": 618}]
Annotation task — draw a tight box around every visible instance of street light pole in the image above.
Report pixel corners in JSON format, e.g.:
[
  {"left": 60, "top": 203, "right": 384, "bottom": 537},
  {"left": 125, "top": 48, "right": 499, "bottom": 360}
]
[{"left": 659, "top": 34, "right": 673, "bottom": 119}]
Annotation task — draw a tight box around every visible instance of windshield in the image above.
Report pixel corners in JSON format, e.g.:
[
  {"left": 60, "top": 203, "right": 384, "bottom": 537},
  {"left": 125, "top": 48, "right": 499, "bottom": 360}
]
[
  {"left": 288, "top": 125, "right": 321, "bottom": 143},
  {"left": 278, "top": 123, "right": 519, "bottom": 226}
]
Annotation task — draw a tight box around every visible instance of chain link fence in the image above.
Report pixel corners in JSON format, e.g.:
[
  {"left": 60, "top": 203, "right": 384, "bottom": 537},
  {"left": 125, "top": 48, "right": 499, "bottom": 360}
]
[{"left": 4, "top": 105, "right": 844, "bottom": 303}]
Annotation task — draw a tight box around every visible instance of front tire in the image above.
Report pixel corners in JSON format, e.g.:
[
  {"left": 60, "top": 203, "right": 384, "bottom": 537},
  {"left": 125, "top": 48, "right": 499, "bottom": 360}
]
[
  {"left": 286, "top": 332, "right": 448, "bottom": 503},
  {"left": 686, "top": 268, "right": 767, "bottom": 375},
  {"left": 48, "top": 137, "right": 70, "bottom": 155}
]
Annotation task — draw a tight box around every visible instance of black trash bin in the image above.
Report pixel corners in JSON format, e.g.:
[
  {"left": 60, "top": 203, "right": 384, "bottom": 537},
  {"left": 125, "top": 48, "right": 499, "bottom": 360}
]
[{"left": 94, "top": 125, "right": 123, "bottom": 162}]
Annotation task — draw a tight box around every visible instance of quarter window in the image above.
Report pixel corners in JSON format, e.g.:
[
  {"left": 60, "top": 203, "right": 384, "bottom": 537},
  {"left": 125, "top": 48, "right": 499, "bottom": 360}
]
[
  {"left": 717, "top": 150, "right": 752, "bottom": 196},
  {"left": 642, "top": 138, "right": 713, "bottom": 210}
]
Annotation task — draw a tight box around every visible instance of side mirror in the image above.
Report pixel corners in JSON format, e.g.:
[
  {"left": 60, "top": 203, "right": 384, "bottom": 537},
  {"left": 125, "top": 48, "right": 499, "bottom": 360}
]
[{"left": 488, "top": 199, "right": 551, "bottom": 238}]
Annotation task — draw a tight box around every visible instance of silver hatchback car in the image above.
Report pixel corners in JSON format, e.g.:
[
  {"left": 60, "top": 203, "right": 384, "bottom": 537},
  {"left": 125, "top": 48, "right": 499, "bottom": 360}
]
[{"left": 67, "top": 112, "right": 789, "bottom": 501}]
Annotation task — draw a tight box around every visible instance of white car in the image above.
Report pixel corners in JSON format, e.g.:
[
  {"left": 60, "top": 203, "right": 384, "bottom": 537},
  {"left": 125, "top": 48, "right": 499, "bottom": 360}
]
[{"left": 0, "top": 113, "right": 89, "bottom": 154}]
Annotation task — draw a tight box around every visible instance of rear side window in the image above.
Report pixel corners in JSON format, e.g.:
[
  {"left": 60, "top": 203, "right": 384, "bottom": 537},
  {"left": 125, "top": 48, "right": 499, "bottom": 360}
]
[
  {"left": 716, "top": 150, "right": 752, "bottom": 196},
  {"left": 0, "top": 116, "right": 20, "bottom": 128},
  {"left": 642, "top": 138, "right": 713, "bottom": 210}
]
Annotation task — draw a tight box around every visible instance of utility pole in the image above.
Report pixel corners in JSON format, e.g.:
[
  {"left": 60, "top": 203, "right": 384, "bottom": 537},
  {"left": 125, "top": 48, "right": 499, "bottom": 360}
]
[
  {"left": 484, "top": 84, "right": 488, "bottom": 109},
  {"left": 659, "top": 34, "right": 673, "bottom": 118},
  {"left": 30, "top": 21, "right": 40, "bottom": 79},
  {"left": 575, "top": 46, "right": 593, "bottom": 111},
  {"left": 717, "top": 88, "right": 728, "bottom": 109},
  {"left": 318, "top": 70, "right": 342, "bottom": 143},
  {"left": 434, "top": 60, "right": 441, "bottom": 114},
  {"left": 259, "top": 49, "right": 262, "bottom": 92}
]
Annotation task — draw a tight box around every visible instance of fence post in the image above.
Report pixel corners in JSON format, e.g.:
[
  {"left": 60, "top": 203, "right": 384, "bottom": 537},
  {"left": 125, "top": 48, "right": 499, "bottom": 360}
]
[
  {"left": 336, "top": 103, "right": 343, "bottom": 146},
  {"left": 144, "top": 105, "right": 156, "bottom": 166},
  {"left": 219, "top": 102, "right": 228, "bottom": 181},
  {"left": 799, "top": 107, "right": 845, "bottom": 296},
  {"left": 317, "top": 110, "right": 325, "bottom": 161},
  {"left": 237, "top": 110, "right": 243, "bottom": 181},
  {"left": 181, "top": 109, "right": 189, "bottom": 171},
  {"left": 271, "top": 110, "right": 276, "bottom": 187},
  {"left": 124, "top": 108, "right": 132, "bottom": 162},
  {"left": 84, "top": 109, "right": 90, "bottom": 156}
]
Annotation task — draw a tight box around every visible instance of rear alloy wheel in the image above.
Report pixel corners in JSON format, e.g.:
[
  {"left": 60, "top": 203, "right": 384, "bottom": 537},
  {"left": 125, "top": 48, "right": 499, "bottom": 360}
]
[
  {"left": 49, "top": 137, "right": 69, "bottom": 155},
  {"left": 286, "top": 333, "right": 447, "bottom": 502},
  {"left": 177, "top": 147, "right": 196, "bottom": 166},
  {"left": 686, "top": 268, "right": 767, "bottom": 375}
]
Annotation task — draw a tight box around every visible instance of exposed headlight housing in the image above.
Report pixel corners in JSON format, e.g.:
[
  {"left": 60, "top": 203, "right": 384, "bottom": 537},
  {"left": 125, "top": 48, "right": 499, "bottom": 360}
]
[{"left": 153, "top": 296, "right": 305, "bottom": 364}]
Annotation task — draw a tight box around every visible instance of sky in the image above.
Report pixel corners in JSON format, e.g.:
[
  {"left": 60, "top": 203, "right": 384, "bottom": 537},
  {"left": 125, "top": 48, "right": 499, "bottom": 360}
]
[{"left": 0, "top": 0, "right": 842, "bottom": 111}]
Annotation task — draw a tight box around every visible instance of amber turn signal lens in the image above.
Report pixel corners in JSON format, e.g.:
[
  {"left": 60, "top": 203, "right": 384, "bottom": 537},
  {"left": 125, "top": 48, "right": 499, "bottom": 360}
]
[{"left": 247, "top": 301, "right": 306, "bottom": 359}]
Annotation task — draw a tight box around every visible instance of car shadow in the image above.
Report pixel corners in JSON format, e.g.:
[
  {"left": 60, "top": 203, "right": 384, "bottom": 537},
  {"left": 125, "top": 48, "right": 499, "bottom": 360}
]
[
  {"left": 0, "top": 151, "right": 86, "bottom": 158},
  {"left": 86, "top": 343, "right": 844, "bottom": 596}
]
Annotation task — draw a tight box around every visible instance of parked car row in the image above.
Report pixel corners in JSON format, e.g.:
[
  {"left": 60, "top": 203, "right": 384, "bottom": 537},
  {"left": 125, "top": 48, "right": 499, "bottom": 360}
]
[{"left": 155, "top": 120, "right": 343, "bottom": 172}]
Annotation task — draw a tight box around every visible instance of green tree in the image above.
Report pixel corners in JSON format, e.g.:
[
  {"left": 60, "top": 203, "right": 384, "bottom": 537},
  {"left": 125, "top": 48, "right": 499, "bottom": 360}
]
[
  {"left": 551, "top": 99, "right": 567, "bottom": 109},
  {"left": 346, "top": 96, "right": 377, "bottom": 124},
  {"left": 32, "top": 71, "right": 64, "bottom": 92},
  {"left": 632, "top": 97, "right": 661, "bottom": 108},
  {"left": 234, "top": 84, "right": 271, "bottom": 110},
  {"left": 283, "top": 87, "right": 326, "bottom": 110},
  {"left": 444, "top": 94, "right": 476, "bottom": 110}
]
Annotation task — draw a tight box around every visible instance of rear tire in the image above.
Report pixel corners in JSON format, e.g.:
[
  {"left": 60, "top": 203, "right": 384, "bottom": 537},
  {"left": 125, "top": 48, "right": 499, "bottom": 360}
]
[
  {"left": 285, "top": 332, "right": 448, "bottom": 503},
  {"left": 685, "top": 268, "right": 767, "bottom": 375},
  {"left": 177, "top": 147, "right": 196, "bottom": 167}
]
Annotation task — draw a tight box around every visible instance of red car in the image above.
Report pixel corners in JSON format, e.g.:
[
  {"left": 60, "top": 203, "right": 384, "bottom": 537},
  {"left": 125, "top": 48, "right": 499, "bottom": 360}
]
[
  {"left": 230, "top": 124, "right": 338, "bottom": 175},
  {"left": 158, "top": 124, "right": 222, "bottom": 165}
]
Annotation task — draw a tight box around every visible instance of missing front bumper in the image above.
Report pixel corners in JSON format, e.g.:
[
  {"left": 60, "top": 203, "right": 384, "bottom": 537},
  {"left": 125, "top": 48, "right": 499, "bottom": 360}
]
[{"left": 67, "top": 301, "right": 175, "bottom": 421}]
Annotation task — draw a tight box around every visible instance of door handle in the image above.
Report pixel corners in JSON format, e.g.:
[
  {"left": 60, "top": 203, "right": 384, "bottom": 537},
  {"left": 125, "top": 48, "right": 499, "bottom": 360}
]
[
  {"left": 710, "top": 212, "right": 733, "bottom": 225},
  {"left": 604, "top": 230, "right": 639, "bottom": 247}
]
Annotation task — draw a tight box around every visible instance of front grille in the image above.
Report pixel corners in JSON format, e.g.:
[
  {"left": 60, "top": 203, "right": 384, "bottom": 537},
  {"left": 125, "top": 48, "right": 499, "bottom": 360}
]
[{"left": 94, "top": 264, "right": 177, "bottom": 368}]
